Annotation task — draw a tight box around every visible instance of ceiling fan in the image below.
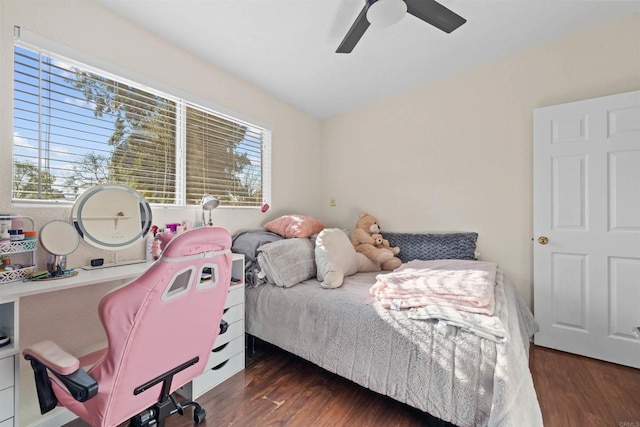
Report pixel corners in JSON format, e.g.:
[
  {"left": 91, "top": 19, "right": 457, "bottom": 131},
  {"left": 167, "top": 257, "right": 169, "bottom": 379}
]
[{"left": 336, "top": 0, "right": 466, "bottom": 53}]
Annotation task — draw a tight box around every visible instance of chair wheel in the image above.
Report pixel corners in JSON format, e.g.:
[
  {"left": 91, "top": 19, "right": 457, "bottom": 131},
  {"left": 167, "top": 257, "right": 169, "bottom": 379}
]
[{"left": 193, "top": 407, "right": 206, "bottom": 424}]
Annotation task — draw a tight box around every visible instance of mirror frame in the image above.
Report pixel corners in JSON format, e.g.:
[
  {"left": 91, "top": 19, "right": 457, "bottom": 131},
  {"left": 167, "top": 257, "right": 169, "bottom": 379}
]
[
  {"left": 71, "top": 184, "right": 152, "bottom": 251},
  {"left": 39, "top": 220, "right": 80, "bottom": 256}
]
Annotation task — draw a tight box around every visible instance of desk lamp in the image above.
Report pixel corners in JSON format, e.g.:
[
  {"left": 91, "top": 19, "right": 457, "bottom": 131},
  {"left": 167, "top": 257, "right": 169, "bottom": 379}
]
[{"left": 201, "top": 194, "right": 219, "bottom": 226}]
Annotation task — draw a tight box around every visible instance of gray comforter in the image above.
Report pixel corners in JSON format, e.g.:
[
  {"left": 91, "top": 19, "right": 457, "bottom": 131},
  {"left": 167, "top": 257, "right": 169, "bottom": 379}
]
[{"left": 245, "top": 270, "right": 543, "bottom": 426}]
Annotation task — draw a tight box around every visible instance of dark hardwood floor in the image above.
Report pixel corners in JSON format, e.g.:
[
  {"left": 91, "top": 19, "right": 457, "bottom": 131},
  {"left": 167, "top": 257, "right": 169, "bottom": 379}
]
[
  {"left": 173, "top": 341, "right": 445, "bottom": 427},
  {"left": 529, "top": 345, "right": 640, "bottom": 426},
  {"left": 66, "top": 342, "right": 640, "bottom": 427}
]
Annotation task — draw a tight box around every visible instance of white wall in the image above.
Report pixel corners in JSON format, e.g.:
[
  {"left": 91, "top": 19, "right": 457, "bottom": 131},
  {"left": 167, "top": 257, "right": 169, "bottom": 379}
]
[
  {"left": 319, "top": 13, "right": 640, "bottom": 308},
  {"left": 0, "top": 1, "right": 322, "bottom": 424}
]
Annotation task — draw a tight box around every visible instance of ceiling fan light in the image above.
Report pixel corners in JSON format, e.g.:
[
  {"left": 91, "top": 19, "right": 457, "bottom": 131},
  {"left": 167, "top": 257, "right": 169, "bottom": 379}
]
[{"left": 366, "top": 0, "right": 407, "bottom": 27}]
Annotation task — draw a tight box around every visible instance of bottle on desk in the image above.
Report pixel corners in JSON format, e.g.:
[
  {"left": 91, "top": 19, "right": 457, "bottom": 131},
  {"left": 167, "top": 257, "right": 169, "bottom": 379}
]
[
  {"left": 151, "top": 234, "right": 162, "bottom": 260},
  {"left": 146, "top": 233, "right": 154, "bottom": 262}
]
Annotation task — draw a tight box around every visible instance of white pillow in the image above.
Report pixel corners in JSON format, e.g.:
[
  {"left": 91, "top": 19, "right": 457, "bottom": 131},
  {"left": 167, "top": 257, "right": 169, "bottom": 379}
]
[
  {"left": 257, "top": 238, "right": 316, "bottom": 287},
  {"left": 315, "top": 228, "right": 379, "bottom": 289}
]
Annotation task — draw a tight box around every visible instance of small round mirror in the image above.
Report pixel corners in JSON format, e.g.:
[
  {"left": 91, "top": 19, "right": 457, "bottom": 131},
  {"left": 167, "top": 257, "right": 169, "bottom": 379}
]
[
  {"left": 71, "top": 184, "right": 152, "bottom": 250},
  {"left": 40, "top": 220, "right": 80, "bottom": 256},
  {"left": 40, "top": 220, "right": 81, "bottom": 276}
]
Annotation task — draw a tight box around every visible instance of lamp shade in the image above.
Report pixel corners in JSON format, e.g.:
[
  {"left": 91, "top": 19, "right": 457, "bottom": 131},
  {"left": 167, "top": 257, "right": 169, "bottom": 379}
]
[
  {"left": 367, "top": 0, "right": 407, "bottom": 27},
  {"left": 201, "top": 194, "right": 219, "bottom": 226},
  {"left": 201, "top": 194, "right": 220, "bottom": 211}
]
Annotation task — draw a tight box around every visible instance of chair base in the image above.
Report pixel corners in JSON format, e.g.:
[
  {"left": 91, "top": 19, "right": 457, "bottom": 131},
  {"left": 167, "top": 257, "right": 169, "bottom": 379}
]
[{"left": 130, "top": 393, "right": 206, "bottom": 427}]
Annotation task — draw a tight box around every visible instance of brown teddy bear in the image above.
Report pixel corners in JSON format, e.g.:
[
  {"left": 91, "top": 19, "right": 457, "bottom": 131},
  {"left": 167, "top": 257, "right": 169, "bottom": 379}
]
[
  {"left": 349, "top": 212, "right": 402, "bottom": 271},
  {"left": 371, "top": 233, "right": 400, "bottom": 255},
  {"left": 371, "top": 233, "right": 384, "bottom": 247}
]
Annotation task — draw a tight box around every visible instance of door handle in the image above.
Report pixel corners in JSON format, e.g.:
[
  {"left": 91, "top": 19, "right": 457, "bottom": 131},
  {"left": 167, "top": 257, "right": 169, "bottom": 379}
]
[{"left": 537, "top": 236, "right": 549, "bottom": 245}]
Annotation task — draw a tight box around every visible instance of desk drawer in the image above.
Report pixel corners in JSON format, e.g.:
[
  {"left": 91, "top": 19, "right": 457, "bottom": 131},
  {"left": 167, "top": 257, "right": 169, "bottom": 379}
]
[
  {"left": 214, "top": 318, "right": 243, "bottom": 348},
  {"left": 192, "top": 352, "right": 244, "bottom": 398},
  {"left": 225, "top": 285, "right": 243, "bottom": 308},
  {"left": 0, "top": 387, "right": 14, "bottom": 422},
  {"left": 0, "top": 356, "right": 14, "bottom": 390},
  {"left": 221, "top": 303, "right": 243, "bottom": 324},
  {"left": 206, "top": 336, "right": 243, "bottom": 370}
]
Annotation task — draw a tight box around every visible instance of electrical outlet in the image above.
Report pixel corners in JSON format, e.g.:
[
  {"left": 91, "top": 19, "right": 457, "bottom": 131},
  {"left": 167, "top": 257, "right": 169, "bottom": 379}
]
[{"left": 329, "top": 197, "right": 336, "bottom": 207}]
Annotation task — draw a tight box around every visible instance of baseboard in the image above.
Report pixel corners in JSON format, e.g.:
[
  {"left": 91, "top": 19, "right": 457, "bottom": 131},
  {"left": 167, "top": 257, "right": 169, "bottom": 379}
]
[{"left": 28, "top": 407, "right": 77, "bottom": 427}]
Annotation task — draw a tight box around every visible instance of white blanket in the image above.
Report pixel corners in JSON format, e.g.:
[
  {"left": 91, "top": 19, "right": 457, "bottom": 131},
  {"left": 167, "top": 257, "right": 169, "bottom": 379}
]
[{"left": 371, "top": 259, "right": 497, "bottom": 314}]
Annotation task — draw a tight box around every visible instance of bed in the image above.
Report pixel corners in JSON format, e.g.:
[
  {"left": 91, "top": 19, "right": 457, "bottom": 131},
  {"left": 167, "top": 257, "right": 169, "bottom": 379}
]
[{"left": 233, "top": 228, "right": 543, "bottom": 427}]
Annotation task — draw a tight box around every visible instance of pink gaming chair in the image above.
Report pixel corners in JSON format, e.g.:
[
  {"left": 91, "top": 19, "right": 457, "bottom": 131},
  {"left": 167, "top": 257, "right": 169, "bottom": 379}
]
[{"left": 23, "top": 226, "right": 233, "bottom": 427}]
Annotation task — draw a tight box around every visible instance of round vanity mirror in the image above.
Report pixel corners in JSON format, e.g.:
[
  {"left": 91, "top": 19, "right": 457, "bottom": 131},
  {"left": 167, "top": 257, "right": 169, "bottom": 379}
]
[
  {"left": 40, "top": 220, "right": 80, "bottom": 276},
  {"left": 71, "top": 184, "right": 152, "bottom": 251},
  {"left": 40, "top": 220, "right": 80, "bottom": 256}
]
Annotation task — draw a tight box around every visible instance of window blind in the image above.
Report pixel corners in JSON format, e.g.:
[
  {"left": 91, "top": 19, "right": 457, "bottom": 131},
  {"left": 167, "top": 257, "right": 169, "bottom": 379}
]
[{"left": 13, "top": 42, "right": 270, "bottom": 207}]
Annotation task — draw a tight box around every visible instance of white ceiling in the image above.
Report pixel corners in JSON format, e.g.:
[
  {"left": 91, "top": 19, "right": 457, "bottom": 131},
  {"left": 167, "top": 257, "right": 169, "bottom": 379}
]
[{"left": 98, "top": 0, "right": 640, "bottom": 119}]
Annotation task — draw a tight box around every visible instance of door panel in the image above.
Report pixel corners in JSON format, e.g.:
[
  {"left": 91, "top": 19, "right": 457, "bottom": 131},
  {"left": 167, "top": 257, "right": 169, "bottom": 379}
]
[
  {"left": 609, "top": 257, "right": 640, "bottom": 339},
  {"left": 552, "top": 155, "right": 587, "bottom": 230},
  {"left": 551, "top": 253, "right": 587, "bottom": 331},
  {"left": 608, "top": 150, "right": 640, "bottom": 231}
]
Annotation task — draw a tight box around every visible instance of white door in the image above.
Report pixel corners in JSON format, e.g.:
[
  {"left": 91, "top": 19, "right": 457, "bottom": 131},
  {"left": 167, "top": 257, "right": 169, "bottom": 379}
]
[{"left": 533, "top": 90, "right": 640, "bottom": 369}]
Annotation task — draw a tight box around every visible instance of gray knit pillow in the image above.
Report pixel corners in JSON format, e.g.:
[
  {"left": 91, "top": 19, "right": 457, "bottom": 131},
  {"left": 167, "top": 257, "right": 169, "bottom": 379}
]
[{"left": 382, "top": 232, "right": 478, "bottom": 264}]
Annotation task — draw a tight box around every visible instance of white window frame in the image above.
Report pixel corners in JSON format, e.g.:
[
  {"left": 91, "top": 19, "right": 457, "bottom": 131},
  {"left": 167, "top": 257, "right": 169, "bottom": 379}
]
[{"left": 12, "top": 27, "right": 272, "bottom": 209}]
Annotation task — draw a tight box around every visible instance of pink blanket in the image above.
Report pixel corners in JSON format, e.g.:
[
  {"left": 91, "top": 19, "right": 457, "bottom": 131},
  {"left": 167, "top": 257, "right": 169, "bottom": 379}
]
[{"left": 370, "top": 259, "right": 497, "bottom": 314}]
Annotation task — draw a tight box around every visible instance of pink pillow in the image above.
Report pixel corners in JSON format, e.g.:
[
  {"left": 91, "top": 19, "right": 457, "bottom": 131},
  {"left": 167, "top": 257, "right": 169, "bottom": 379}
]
[{"left": 264, "top": 215, "right": 326, "bottom": 238}]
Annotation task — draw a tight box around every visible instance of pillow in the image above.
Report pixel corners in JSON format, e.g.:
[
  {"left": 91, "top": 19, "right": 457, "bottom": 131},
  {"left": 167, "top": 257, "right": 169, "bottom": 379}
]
[
  {"left": 231, "top": 230, "right": 284, "bottom": 287},
  {"left": 257, "top": 238, "right": 316, "bottom": 287},
  {"left": 315, "top": 228, "right": 379, "bottom": 289},
  {"left": 382, "top": 232, "right": 478, "bottom": 264},
  {"left": 264, "top": 214, "right": 326, "bottom": 238}
]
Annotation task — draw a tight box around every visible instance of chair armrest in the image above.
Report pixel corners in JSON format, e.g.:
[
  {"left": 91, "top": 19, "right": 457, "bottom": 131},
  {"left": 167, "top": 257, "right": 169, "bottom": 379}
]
[
  {"left": 23, "top": 340, "right": 79, "bottom": 375},
  {"left": 23, "top": 340, "right": 98, "bottom": 405}
]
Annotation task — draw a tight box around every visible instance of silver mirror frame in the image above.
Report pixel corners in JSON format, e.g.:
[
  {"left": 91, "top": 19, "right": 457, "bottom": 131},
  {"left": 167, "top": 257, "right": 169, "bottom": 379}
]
[
  {"left": 71, "top": 184, "right": 152, "bottom": 251},
  {"left": 39, "top": 220, "right": 80, "bottom": 256}
]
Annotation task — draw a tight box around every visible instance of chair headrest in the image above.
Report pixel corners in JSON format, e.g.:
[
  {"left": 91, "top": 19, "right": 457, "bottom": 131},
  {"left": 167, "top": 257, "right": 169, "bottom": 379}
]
[{"left": 161, "top": 227, "right": 231, "bottom": 259}]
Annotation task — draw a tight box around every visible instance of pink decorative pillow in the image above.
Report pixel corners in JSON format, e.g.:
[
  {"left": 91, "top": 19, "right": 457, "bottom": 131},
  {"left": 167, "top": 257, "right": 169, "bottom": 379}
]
[{"left": 264, "top": 215, "right": 326, "bottom": 238}]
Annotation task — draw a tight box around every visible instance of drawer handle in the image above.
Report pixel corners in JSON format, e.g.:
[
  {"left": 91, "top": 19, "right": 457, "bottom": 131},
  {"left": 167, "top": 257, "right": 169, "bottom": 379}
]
[
  {"left": 223, "top": 307, "right": 229, "bottom": 314},
  {"left": 212, "top": 342, "right": 229, "bottom": 353},
  {"left": 211, "top": 360, "right": 229, "bottom": 371},
  {"left": 219, "top": 320, "right": 229, "bottom": 335}
]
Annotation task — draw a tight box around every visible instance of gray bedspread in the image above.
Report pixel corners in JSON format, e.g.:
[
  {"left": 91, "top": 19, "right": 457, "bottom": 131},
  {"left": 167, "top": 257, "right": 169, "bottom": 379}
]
[{"left": 245, "top": 270, "right": 542, "bottom": 426}]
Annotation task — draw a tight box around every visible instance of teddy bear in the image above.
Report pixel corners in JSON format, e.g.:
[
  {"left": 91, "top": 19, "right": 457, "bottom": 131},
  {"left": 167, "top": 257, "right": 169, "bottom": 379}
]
[
  {"left": 349, "top": 212, "right": 402, "bottom": 271},
  {"left": 371, "top": 233, "right": 400, "bottom": 255}
]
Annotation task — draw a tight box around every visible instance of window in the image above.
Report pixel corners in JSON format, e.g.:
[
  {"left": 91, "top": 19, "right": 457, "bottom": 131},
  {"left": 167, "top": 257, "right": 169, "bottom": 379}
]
[{"left": 13, "top": 42, "right": 271, "bottom": 207}]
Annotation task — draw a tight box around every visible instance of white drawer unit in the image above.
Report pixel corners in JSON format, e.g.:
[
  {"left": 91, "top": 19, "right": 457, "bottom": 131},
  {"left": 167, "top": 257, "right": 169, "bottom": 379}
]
[
  {"left": 180, "top": 253, "right": 245, "bottom": 400},
  {"left": 190, "top": 283, "right": 245, "bottom": 398}
]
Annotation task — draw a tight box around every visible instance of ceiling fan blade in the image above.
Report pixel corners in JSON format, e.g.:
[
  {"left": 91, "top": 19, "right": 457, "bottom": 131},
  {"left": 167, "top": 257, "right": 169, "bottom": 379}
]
[
  {"left": 405, "top": 0, "right": 466, "bottom": 33},
  {"left": 336, "top": 5, "right": 370, "bottom": 53}
]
